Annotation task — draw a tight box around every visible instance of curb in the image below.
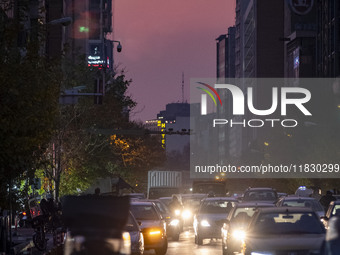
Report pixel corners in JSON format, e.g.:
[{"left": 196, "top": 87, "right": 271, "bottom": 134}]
[{"left": 11, "top": 240, "right": 34, "bottom": 255}]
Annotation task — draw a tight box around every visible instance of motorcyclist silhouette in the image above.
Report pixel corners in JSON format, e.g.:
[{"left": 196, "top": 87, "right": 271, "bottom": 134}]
[{"left": 168, "top": 195, "right": 182, "bottom": 214}]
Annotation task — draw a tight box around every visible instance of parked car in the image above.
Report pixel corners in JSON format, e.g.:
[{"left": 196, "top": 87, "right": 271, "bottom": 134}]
[
  {"left": 125, "top": 211, "right": 144, "bottom": 255},
  {"left": 221, "top": 202, "right": 275, "bottom": 255},
  {"left": 130, "top": 201, "right": 167, "bottom": 255},
  {"left": 276, "top": 195, "right": 325, "bottom": 217},
  {"left": 242, "top": 187, "right": 278, "bottom": 204},
  {"left": 321, "top": 200, "right": 340, "bottom": 229},
  {"left": 242, "top": 207, "right": 325, "bottom": 255},
  {"left": 148, "top": 199, "right": 182, "bottom": 241},
  {"left": 193, "top": 197, "right": 238, "bottom": 245}
]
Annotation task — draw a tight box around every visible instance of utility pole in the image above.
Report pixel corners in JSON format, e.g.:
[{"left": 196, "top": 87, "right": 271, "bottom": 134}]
[{"left": 182, "top": 72, "right": 185, "bottom": 103}]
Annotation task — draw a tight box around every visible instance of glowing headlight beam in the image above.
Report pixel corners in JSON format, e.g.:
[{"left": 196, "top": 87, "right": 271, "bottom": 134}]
[
  {"left": 174, "top": 209, "right": 181, "bottom": 216},
  {"left": 182, "top": 210, "right": 192, "bottom": 219},
  {"left": 200, "top": 220, "right": 210, "bottom": 227},
  {"left": 170, "top": 219, "right": 180, "bottom": 226},
  {"left": 232, "top": 230, "right": 246, "bottom": 240}
]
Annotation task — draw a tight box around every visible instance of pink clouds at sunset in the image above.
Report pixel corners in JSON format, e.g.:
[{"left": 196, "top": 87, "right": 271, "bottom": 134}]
[{"left": 113, "top": 0, "right": 235, "bottom": 122}]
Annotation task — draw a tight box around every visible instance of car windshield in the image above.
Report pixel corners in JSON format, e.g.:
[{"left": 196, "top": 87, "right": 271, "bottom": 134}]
[
  {"left": 244, "top": 191, "right": 277, "bottom": 201},
  {"left": 331, "top": 204, "right": 340, "bottom": 216},
  {"left": 252, "top": 212, "right": 325, "bottom": 235},
  {"left": 154, "top": 201, "right": 169, "bottom": 214},
  {"left": 159, "top": 198, "right": 172, "bottom": 207},
  {"left": 282, "top": 199, "right": 324, "bottom": 211},
  {"left": 200, "top": 200, "right": 235, "bottom": 214},
  {"left": 130, "top": 205, "right": 159, "bottom": 220},
  {"left": 231, "top": 207, "right": 257, "bottom": 225},
  {"left": 183, "top": 197, "right": 203, "bottom": 209}
]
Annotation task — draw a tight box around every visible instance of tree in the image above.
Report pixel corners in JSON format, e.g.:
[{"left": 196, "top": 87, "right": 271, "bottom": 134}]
[
  {"left": 50, "top": 68, "right": 165, "bottom": 196},
  {"left": 0, "top": 4, "right": 61, "bottom": 208}
]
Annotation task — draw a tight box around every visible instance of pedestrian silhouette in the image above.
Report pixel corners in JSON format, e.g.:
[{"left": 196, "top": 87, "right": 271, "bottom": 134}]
[{"left": 320, "top": 191, "right": 336, "bottom": 211}]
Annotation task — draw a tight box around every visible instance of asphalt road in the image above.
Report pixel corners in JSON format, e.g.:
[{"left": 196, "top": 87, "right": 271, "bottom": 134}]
[{"left": 144, "top": 228, "right": 223, "bottom": 255}]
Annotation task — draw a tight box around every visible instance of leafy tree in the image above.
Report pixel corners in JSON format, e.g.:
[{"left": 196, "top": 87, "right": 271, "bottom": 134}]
[
  {"left": 48, "top": 67, "right": 165, "bottom": 196},
  {"left": 0, "top": 4, "right": 61, "bottom": 208}
]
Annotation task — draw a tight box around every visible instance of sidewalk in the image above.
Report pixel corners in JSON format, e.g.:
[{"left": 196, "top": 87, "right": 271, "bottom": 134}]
[
  {"left": 11, "top": 227, "right": 62, "bottom": 255},
  {"left": 11, "top": 227, "right": 34, "bottom": 255}
]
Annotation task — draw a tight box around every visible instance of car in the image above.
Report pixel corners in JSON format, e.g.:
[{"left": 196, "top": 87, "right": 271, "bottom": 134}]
[
  {"left": 276, "top": 195, "right": 325, "bottom": 218},
  {"left": 62, "top": 195, "right": 131, "bottom": 255},
  {"left": 242, "top": 187, "right": 278, "bottom": 204},
  {"left": 130, "top": 201, "right": 168, "bottom": 255},
  {"left": 159, "top": 196, "right": 184, "bottom": 218},
  {"left": 333, "top": 194, "right": 340, "bottom": 200},
  {"left": 242, "top": 207, "right": 326, "bottom": 255},
  {"left": 125, "top": 193, "right": 146, "bottom": 200},
  {"left": 148, "top": 199, "right": 182, "bottom": 241},
  {"left": 125, "top": 211, "right": 144, "bottom": 255},
  {"left": 193, "top": 197, "right": 238, "bottom": 245},
  {"left": 277, "top": 192, "right": 288, "bottom": 198},
  {"left": 321, "top": 200, "right": 340, "bottom": 229},
  {"left": 178, "top": 193, "right": 206, "bottom": 226},
  {"left": 158, "top": 197, "right": 172, "bottom": 208},
  {"left": 221, "top": 202, "right": 275, "bottom": 255}
]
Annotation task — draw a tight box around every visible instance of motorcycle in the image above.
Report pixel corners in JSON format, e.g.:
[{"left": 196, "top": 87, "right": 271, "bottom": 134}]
[
  {"left": 28, "top": 197, "right": 64, "bottom": 251},
  {"left": 18, "top": 210, "right": 31, "bottom": 228}
]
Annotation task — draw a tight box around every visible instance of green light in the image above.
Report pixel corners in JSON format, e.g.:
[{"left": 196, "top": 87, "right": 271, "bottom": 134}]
[{"left": 79, "top": 26, "right": 89, "bottom": 33}]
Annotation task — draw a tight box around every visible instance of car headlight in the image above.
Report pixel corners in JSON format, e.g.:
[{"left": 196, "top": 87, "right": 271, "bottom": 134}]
[
  {"left": 174, "top": 209, "right": 181, "bottom": 216},
  {"left": 170, "top": 219, "right": 180, "bottom": 226},
  {"left": 120, "top": 232, "right": 131, "bottom": 255},
  {"left": 251, "top": 252, "right": 274, "bottom": 255},
  {"left": 182, "top": 209, "right": 192, "bottom": 219},
  {"left": 232, "top": 229, "right": 246, "bottom": 241},
  {"left": 200, "top": 220, "right": 210, "bottom": 227}
]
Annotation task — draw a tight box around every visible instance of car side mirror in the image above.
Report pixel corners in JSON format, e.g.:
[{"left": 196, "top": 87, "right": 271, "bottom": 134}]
[{"left": 138, "top": 221, "right": 142, "bottom": 226}]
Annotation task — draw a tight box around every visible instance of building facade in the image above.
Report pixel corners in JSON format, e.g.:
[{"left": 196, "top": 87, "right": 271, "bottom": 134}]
[
  {"left": 156, "top": 103, "right": 190, "bottom": 156},
  {"left": 316, "top": 0, "right": 340, "bottom": 77},
  {"left": 284, "top": 0, "right": 317, "bottom": 78}
]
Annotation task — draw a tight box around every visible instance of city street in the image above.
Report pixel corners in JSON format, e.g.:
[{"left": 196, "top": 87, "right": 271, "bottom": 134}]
[{"left": 145, "top": 228, "right": 224, "bottom": 255}]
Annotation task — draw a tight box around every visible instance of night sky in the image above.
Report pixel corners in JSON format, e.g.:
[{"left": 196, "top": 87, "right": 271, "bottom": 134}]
[{"left": 113, "top": 0, "right": 235, "bottom": 122}]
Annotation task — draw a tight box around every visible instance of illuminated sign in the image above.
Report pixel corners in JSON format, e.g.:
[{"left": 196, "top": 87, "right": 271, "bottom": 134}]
[
  {"left": 88, "top": 43, "right": 104, "bottom": 67},
  {"left": 88, "top": 56, "right": 104, "bottom": 65},
  {"left": 157, "top": 120, "right": 166, "bottom": 149}
]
